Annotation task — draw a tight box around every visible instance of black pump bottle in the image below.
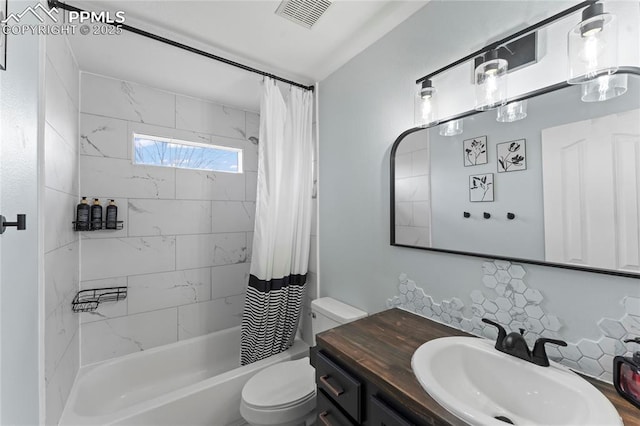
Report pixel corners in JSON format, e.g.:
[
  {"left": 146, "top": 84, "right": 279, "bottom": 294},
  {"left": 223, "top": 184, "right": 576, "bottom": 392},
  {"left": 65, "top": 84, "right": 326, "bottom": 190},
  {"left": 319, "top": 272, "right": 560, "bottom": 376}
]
[
  {"left": 75, "top": 197, "right": 90, "bottom": 231},
  {"left": 90, "top": 198, "right": 103, "bottom": 230},
  {"left": 105, "top": 200, "right": 118, "bottom": 229}
]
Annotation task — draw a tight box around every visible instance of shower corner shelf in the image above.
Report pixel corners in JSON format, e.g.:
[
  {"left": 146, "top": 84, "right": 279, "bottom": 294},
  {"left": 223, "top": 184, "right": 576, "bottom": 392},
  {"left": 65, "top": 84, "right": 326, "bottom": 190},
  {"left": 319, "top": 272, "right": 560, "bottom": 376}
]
[
  {"left": 72, "top": 221, "right": 123, "bottom": 231},
  {"left": 72, "top": 287, "right": 127, "bottom": 313}
]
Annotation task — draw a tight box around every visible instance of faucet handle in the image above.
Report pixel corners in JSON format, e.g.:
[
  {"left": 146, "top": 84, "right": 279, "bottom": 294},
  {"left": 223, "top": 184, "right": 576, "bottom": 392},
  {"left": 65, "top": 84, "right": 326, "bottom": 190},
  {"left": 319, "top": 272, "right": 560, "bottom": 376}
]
[
  {"left": 532, "top": 338, "right": 568, "bottom": 367},
  {"left": 482, "top": 318, "right": 507, "bottom": 350}
]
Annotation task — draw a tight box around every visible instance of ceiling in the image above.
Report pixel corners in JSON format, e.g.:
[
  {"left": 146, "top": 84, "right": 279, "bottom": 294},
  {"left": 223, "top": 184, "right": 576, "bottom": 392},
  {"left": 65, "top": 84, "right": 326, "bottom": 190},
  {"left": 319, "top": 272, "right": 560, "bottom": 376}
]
[{"left": 68, "top": 0, "right": 428, "bottom": 111}]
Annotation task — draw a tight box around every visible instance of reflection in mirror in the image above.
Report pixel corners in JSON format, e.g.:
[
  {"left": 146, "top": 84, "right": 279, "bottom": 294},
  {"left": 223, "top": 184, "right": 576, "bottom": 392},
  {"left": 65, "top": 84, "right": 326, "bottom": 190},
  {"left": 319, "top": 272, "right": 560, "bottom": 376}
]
[{"left": 391, "top": 71, "right": 640, "bottom": 276}]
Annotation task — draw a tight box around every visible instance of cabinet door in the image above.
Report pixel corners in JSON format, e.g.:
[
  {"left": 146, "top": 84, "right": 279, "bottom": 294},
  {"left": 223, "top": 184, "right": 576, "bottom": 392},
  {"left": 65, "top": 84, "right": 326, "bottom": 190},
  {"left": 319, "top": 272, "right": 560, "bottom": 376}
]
[
  {"left": 368, "top": 395, "right": 414, "bottom": 426},
  {"left": 316, "top": 351, "right": 362, "bottom": 422},
  {"left": 317, "top": 389, "right": 357, "bottom": 426}
]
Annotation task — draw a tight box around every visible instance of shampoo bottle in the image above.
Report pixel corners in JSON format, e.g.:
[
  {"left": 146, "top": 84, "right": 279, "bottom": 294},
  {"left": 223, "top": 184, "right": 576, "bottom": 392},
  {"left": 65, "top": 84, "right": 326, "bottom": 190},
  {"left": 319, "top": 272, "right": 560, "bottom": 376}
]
[
  {"left": 105, "top": 200, "right": 118, "bottom": 229},
  {"left": 614, "top": 337, "right": 640, "bottom": 409},
  {"left": 75, "top": 197, "right": 90, "bottom": 231},
  {"left": 90, "top": 198, "right": 103, "bottom": 230}
]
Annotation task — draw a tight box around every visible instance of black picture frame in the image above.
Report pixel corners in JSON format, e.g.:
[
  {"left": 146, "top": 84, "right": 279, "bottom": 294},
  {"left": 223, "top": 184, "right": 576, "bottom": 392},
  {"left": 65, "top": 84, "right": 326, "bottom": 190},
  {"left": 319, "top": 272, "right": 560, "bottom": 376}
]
[
  {"left": 497, "top": 139, "right": 527, "bottom": 173},
  {"left": 469, "top": 173, "right": 494, "bottom": 202},
  {"left": 463, "top": 135, "right": 488, "bottom": 167},
  {"left": 0, "top": 0, "right": 6, "bottom": 71}
]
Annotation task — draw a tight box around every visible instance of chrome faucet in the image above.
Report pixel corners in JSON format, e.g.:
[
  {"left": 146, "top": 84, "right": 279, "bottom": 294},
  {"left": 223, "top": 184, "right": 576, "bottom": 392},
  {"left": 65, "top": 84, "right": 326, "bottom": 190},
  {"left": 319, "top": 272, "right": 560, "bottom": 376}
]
[{"left": 482, "top": 318, "right": 567, "bottom": 367}]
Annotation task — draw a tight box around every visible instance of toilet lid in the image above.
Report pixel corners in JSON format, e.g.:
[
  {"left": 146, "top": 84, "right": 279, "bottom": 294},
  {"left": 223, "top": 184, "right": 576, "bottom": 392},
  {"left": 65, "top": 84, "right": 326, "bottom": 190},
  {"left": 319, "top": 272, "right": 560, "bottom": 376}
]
[{"left": 242, "top": 357, "right": 316, "bottom": 410}]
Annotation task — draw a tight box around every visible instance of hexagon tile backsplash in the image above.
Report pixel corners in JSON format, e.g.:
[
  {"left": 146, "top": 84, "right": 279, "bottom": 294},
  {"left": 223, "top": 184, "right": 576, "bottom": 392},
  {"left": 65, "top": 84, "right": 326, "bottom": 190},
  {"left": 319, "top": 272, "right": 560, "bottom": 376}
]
[{"left": 387, "top": 260, "right": 640, "bottom": 382}]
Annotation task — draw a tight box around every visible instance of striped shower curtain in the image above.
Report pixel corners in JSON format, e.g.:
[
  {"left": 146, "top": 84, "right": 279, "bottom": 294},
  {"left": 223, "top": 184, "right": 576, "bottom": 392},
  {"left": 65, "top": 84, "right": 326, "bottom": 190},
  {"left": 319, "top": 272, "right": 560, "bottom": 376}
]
[{"left": 240, "top": 78, "right": 314, "bottom": 365}]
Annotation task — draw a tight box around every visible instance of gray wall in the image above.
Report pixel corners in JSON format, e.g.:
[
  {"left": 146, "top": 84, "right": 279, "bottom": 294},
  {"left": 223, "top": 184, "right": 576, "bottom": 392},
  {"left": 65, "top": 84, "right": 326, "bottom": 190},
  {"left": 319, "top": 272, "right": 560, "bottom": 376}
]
[
  {"left": 426, "top": 79, "right": 640, "bottom": 259},
  {"left": 318, "top": 0, "right": 639, "bottom": 362},
  {"left": 0, "top": 2, "right": 41, "bottom": 423}
]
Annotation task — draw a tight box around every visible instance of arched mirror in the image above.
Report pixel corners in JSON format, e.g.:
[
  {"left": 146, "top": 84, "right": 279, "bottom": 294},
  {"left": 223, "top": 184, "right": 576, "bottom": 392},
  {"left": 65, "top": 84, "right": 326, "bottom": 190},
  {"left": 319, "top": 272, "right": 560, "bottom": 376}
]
[{"left": 391, "top": 69, "right": 640, "bottom": 277}]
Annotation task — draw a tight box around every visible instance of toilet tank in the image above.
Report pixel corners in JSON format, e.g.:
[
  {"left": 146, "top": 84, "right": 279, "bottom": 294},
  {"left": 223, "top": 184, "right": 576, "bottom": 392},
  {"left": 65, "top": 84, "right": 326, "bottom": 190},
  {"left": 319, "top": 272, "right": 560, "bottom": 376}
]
[{"left": 310, "top": 297, "right": 367, "bottom": 344}]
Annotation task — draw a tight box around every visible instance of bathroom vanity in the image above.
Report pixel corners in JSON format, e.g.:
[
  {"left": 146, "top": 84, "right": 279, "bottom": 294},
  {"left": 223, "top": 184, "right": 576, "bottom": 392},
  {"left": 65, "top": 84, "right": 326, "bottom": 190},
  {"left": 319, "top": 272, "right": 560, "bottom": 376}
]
[{"left": 311, "top": 309, "right": 640, "bottom": 426}]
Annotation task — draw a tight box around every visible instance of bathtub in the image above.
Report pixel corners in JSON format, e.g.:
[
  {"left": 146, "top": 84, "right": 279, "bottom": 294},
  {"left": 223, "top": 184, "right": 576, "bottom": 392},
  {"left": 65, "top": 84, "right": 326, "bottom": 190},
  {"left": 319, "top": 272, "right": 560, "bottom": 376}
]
[{"left": 59, "top": 326, "right": 309, "bottom": 426}]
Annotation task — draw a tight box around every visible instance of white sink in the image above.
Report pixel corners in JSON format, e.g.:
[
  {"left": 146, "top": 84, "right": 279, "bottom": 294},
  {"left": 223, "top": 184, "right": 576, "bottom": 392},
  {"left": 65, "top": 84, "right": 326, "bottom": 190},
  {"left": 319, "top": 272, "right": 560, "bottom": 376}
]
[{"left": 411, "top": 336, "right": 622, "bottom": 426}]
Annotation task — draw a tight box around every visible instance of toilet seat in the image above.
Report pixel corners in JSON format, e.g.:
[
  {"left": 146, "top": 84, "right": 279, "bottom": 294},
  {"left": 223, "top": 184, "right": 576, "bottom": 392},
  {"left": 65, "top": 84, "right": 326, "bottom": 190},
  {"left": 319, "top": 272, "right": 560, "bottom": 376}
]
[
  {"left": 241, "top": 357, "right": 316, "bottom": 425},
  {"left": 242, "top": 357, "right": 315, "bottom": 409}
]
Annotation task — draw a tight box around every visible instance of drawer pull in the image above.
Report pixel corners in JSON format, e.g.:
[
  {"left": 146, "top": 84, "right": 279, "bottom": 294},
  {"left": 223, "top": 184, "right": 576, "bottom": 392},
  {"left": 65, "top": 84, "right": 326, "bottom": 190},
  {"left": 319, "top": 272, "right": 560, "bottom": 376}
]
[
  {"left": 319, "top": 411, "right": 332, "bottom": 425},
  {"left": 320, "top": 374, "right": 344, "bottom": 397}
]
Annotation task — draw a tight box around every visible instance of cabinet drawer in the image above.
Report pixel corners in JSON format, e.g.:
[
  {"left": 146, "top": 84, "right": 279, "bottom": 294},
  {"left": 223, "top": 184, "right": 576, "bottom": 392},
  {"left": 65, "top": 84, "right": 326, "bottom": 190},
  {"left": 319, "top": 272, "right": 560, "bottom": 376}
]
[
  {"left": 316, "top": 351, "right": 362, "bottom": 422},
  {"left": 317, "top": 389, "right": 356, "bottom": 426},
  {"left": 369, "top": 395, "right": 414, "bottom": 426}
]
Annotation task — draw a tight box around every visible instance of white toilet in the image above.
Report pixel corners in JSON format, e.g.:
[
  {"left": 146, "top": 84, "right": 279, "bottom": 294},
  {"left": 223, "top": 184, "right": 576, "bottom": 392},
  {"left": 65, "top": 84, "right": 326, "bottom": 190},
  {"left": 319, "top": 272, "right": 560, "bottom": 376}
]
[{"left": 240, "top": 297, "right": 367, "bottom": 426}]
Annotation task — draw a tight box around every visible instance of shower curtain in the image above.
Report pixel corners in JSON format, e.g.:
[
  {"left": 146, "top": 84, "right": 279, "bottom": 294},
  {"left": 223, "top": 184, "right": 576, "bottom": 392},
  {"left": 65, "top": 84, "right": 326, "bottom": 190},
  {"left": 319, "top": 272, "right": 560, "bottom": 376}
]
[{"left": 240, "top": 78, "right": 314, "bottom": 365}]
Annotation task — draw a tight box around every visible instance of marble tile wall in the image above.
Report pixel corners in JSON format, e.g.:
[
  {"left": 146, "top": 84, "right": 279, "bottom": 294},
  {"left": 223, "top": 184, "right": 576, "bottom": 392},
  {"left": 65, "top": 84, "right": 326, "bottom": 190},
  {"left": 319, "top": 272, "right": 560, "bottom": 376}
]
[
  {"left": 43, "top": 34, "right": 80, "bottom": 425},
  {"left": 301, "top": 116, "right": 319, "bottom": 346},
  {"left": 79, "top": 73, "right": 259, "bottom": 365},
  {"left": 394, "top": 133, "right": 431, "bottom": 247}
]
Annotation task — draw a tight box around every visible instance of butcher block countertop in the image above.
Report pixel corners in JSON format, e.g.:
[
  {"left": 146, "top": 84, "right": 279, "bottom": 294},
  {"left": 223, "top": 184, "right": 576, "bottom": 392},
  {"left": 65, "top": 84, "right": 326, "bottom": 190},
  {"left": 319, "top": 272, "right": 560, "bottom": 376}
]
[{"left": 315, "top": 308, "right": 640, "bottom": 426}]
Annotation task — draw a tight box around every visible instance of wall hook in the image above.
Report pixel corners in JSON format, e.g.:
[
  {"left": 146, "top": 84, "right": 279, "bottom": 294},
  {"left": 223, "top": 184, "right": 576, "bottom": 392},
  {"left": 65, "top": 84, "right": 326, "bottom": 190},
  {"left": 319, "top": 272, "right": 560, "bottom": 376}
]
[
  {"left": 0, "top": 214, "right": 26, "bottom": 234},
  {"left": 483, "top": 212, "right": 491, "bottom": 219},
  {"left": 507, "top": 212, "right": 516, "bottom": 220},
  {"left": 463, "top": 212, "right": 471, "bottom": 218}
]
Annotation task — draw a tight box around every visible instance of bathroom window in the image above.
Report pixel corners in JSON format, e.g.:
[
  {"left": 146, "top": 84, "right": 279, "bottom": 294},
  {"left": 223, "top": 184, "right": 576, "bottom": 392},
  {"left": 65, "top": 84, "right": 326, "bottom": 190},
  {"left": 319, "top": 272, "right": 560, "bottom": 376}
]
[{"left": 133, "top": 133, "right": 243, "bottom": 173}]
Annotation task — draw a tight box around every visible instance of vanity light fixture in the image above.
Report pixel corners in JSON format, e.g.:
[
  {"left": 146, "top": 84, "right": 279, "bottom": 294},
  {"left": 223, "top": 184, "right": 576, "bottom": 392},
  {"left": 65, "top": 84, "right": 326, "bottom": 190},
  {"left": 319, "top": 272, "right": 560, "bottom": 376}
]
[
  {"left": 414, "top": 79, "right": 438, "bottom": 127},
  {"left": 496, "top": 100, "right": 527, "bottom": 122},
  {"left": 581, "top": 73, "right": 627, "bottom": 102},
  {"left": 413, "top": 2, "right": 598, "bottom": 125},
  {"left": 439, "top": 119, "right": 463, "bottom": 137},
  {"left": 474, "top": 49, "right": 508, "bottom": 111},
  {"left": 567, "top": 1, "right": 618, "bottom": 84}
]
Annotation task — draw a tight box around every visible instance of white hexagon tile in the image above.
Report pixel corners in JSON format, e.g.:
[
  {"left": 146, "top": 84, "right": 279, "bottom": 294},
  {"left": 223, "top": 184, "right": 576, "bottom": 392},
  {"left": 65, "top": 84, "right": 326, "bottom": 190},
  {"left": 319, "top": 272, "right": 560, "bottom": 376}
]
[{"left": 387, "top": 260, "right": 640, "bottom": 382}]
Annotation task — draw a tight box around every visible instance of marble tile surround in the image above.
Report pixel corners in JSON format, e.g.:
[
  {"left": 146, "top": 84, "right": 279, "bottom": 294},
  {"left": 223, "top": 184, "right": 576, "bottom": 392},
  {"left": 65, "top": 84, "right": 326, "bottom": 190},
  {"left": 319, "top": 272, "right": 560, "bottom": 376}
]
[
  {"left": 44, "top": 34, "right": 80, "bottom": 425},
  {"left": 79, "top": 73, "right": 259, "bottom": 365},
  {"left": 81, "top": 73, "right": 176, "bottom": 127},
  {"left": 394, "top": 134, "right": 431, "bottom": 247},
  {"left": 387, "top": 260, "right": 640, "bottom": 382}
]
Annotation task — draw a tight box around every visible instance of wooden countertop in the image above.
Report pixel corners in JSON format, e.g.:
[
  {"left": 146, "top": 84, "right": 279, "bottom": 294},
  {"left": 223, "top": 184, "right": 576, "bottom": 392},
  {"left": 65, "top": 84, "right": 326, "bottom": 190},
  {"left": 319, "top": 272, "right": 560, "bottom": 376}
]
[{"left": 316, "top": 308, "right": 640, "bottom": 426}]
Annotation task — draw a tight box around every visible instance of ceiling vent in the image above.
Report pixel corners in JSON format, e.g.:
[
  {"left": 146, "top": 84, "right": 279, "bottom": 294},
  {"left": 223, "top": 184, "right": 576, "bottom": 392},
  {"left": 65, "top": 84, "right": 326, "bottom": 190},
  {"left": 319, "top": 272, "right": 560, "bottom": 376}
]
[{"left": 275, "top": 0, "right": 332, "bottom": 29}]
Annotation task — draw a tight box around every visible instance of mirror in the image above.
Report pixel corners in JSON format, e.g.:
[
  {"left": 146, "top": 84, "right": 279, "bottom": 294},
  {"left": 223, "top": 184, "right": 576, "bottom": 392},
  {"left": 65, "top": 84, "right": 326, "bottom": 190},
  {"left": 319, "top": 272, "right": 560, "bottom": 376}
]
[{"left": 391, "top": 70, "right": 640, "bottom": 276}]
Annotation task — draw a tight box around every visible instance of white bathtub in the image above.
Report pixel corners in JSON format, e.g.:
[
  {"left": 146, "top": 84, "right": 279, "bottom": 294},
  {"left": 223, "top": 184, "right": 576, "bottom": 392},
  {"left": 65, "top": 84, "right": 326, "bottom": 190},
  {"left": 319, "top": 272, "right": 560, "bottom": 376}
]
[{"left": 59, "top": 326, "right": 309, "bottom": 426}]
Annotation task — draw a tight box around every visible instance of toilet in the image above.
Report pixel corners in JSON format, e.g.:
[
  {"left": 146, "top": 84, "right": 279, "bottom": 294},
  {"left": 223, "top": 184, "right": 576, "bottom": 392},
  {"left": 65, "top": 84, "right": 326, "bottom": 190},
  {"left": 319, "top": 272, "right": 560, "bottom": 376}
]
[{"left": 240, "top": 297, "right": 367, "bottom": 426}]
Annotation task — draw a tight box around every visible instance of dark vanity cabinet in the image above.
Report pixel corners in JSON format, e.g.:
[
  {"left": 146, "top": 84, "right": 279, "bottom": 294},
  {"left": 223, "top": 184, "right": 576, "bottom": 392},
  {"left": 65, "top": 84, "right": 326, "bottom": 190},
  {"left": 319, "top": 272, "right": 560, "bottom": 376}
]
[
  {"left": 311, "top": 347, "right": 420, "bottom": 426},
  {"left": 310, "top": 309, "right": 640, "bottom": 426}
]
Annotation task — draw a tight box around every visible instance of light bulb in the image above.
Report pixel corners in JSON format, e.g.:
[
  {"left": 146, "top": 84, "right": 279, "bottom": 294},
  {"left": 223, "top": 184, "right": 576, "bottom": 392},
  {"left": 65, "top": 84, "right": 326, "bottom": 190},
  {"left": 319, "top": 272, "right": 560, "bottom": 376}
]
[
  {"left": 582, "top": 26, "right": 602, "bottom": 38},
  {"left": 582, "top": 35, "right": 603, "bottom": 71}
]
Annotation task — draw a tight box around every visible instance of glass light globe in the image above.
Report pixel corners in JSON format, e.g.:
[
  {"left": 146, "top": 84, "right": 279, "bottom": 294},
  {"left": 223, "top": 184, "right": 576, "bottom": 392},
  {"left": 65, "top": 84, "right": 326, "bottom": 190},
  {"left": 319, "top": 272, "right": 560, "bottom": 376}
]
[
  {"left": 581, "top": 73, "right": 627, "bottom": 102},
  {"left": 475, "top": 51, "right": 508, "bottom": 111},
  {"left": 567, "top": 3, "right": 618, "bottom": 84},
  {"left": 414, "top": 80, "right": 438, "bottom": 127},
  {"left": 439, "top": 119, "right": 463, "bottom": 137},
  {"left": 496, "top": 100, "right": 527, "bottom": 122}
]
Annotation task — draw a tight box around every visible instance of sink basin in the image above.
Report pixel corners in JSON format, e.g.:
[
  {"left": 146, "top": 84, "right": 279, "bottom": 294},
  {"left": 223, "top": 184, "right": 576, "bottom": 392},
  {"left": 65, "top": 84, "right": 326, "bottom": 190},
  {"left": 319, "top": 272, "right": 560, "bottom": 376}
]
[{"left": 411, "top": 336, "right": 622, "bottom": 426}]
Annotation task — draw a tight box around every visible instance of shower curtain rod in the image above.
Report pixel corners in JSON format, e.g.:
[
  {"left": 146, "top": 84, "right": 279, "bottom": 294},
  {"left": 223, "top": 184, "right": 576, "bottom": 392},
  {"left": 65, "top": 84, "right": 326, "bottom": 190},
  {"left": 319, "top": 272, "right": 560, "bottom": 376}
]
[{"left": 47, "top": 0, "right": 315, "bottom": 92}]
